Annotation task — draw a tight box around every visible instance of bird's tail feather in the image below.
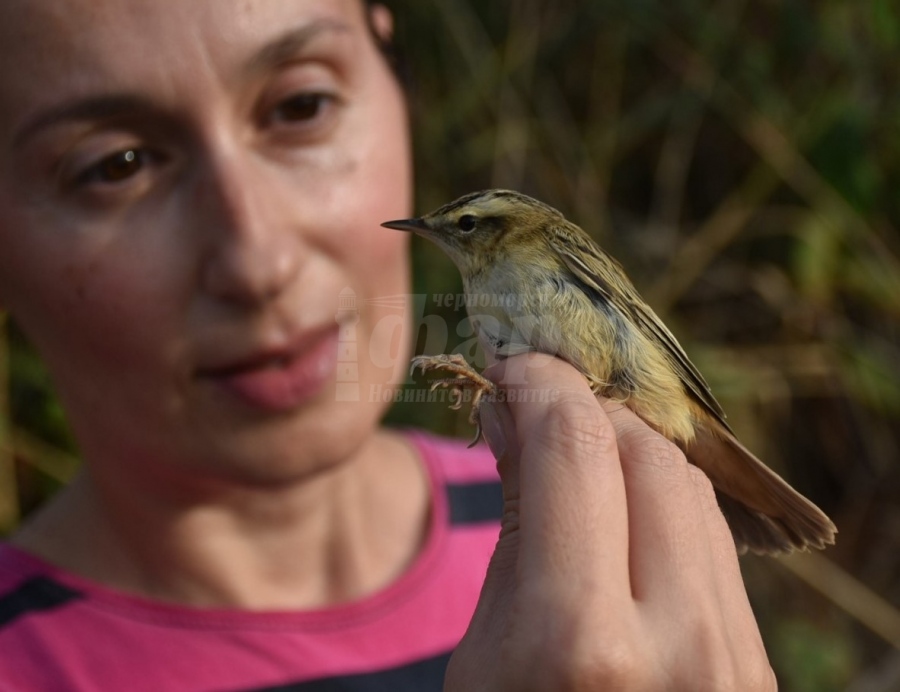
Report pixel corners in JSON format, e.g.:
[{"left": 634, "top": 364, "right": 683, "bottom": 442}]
[{"left": 680, "top": 424, "right": 836, "bottom": 555}]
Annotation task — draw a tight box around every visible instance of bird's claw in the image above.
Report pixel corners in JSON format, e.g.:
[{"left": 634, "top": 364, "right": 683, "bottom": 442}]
[{"left": 409, "top": 354, "right": 496, "bottom": 447}]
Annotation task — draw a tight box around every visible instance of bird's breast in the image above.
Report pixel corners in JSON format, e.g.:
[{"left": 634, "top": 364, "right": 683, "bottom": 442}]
[{"left": 464, "top": 263, "right": 599, "bottom": 365}]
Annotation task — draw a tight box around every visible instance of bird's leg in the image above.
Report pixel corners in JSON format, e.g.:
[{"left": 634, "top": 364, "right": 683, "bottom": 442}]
[{"left": 409, "top": 354, "right": 497, "bottom": 447}]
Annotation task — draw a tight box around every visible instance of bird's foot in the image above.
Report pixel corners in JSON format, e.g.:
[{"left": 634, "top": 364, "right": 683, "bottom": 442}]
[{"left": 410, "top": 354, "right": 497, "bottom": 447}]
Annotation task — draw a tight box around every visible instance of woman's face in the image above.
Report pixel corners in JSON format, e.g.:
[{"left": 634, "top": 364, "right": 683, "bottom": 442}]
[{"left": 0, "top": 0, "right": 413, "bottom": 484}]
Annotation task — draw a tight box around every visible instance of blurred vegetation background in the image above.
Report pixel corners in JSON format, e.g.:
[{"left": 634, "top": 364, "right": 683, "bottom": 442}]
[
  {"left": 388, "top": 0, "right": 900, "bottom": 689},
  {"left": 2, "top": 0, "right": 899, "bottom": 689}
]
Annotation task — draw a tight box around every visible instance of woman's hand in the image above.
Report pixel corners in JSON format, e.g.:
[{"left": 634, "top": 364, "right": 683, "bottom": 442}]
[{"left": 445, "top": 354, "right": 776, "bottom": 691}]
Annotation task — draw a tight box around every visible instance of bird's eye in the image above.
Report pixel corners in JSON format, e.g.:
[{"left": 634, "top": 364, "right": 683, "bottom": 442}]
[{"left": 458, "top": 214, "right": 477, "bottom": 232}]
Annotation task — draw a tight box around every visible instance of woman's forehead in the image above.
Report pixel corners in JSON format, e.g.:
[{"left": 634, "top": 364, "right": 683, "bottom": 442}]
[
  {"left": 0, "top": 0, "right": 366, "bottom": 64},
  {"left": 0, "top": 0, "right": 367, "bottom": 85},
  {"left": 0, "top": 0, "right": 368, "bottom": 143}
]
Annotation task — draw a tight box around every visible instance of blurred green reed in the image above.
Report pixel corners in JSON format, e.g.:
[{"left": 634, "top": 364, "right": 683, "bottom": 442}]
[{"left": 3, "top": 1, "right": 900, "bottom": 689}]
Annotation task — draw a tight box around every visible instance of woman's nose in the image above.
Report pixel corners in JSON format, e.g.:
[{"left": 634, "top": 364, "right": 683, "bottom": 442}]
[{"left": 196, "top": 153, "right": 303, "bottom": 307}]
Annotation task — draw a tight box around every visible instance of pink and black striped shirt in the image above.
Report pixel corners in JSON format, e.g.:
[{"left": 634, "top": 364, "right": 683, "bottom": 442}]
[{"left": 0, "top": 432, "right": 502, "bottom": 691}]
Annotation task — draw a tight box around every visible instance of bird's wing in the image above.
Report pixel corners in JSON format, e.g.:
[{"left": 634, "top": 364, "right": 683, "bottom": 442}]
[{"left": 548, "top": 223, "right": 732, "bottom": 431}]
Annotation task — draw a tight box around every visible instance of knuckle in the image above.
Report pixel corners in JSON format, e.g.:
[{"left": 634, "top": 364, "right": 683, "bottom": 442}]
[
  {"left": 686, "top": 466, "right": 737, "bottom": 550},
  {"left": 675, "top": 624, "right": 738, "bottom": 691},
  {"left": 693, "top": 629, "right": 738, "bottom": 688},
  {"left": 687, "top": 465, "right": 717, "bottom": 504},
  {"left": 617, "top": 426, "right": 689, "bottom": 477},
  {"left": 580, "top": 647, "right": 650, "bottom": 691},
  {"left": 547, "top": 641, "right": 650, "bottom": 691},
  {"left": 755, "top": 663, "right": 778, "bottom": 692},
  {"left": 676, "top": 611, "right": 775, "bottom": 692},
  {"left": 736, "top": 640, "right": 778, "bottom": 691},
  {"left": 501, "top": 620, "right": 654, "bottom": 691},
  {"left": 536, "top": 396, "right": 616, "bottom": 458}
]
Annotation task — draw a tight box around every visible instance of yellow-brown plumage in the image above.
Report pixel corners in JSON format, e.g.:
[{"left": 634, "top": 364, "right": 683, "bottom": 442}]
[{"left": 383, "top": 189, "right": 836, "bottom": 555}]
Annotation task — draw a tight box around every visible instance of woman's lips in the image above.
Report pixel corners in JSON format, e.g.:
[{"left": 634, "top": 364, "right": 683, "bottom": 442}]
[{"left": 199, "top": 328, "right": 340, "bottom": 412}]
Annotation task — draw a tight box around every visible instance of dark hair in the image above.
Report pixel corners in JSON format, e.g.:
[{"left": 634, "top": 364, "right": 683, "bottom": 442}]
[{"left": 363, "top": 1, "right": 409, "bottom": 88}]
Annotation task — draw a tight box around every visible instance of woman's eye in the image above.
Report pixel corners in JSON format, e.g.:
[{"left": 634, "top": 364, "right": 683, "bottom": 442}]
[
  {"left": 270, "top": 92, "right": 332, "bottom": 124},
  {"left": 75, "top": 148, "right": 150, "bottom": 187}
]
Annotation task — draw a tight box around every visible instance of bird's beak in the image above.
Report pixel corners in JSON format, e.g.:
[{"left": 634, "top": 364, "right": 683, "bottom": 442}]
[{"left": 381, "top": 217, "right": 431, "bottom": 233}]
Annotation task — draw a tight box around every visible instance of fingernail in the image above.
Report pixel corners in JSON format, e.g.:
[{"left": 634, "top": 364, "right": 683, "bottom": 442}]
[{"left": 479, "top": 399, "right": 508, "bottom": 461}]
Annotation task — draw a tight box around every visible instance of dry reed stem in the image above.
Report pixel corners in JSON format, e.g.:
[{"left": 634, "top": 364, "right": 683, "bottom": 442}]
[{"left": 779, "top": 551, "right": 900, "bottom": 651}]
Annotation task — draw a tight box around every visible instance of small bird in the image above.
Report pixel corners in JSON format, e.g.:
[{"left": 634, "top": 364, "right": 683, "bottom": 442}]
[{"left": 383, "top": 189, "right": 836, "bottom": 555}]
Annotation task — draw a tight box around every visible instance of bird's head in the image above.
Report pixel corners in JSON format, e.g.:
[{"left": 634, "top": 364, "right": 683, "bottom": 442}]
[{"left": 381, "top": 189, "right": 563, "bottom": 276}]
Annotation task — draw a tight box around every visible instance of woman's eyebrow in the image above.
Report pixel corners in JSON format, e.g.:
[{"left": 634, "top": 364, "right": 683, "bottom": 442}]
[
  {"left": 11, "top": 95, "right": 152, "bottom": 150},
  {"left": 244, "top": 19, "right": 352, "bottom": 76}
]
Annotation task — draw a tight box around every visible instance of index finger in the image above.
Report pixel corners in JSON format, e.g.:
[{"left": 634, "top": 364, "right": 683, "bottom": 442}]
[{"left": 486, "top": 354, "right": 632, "bottom": 604}]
